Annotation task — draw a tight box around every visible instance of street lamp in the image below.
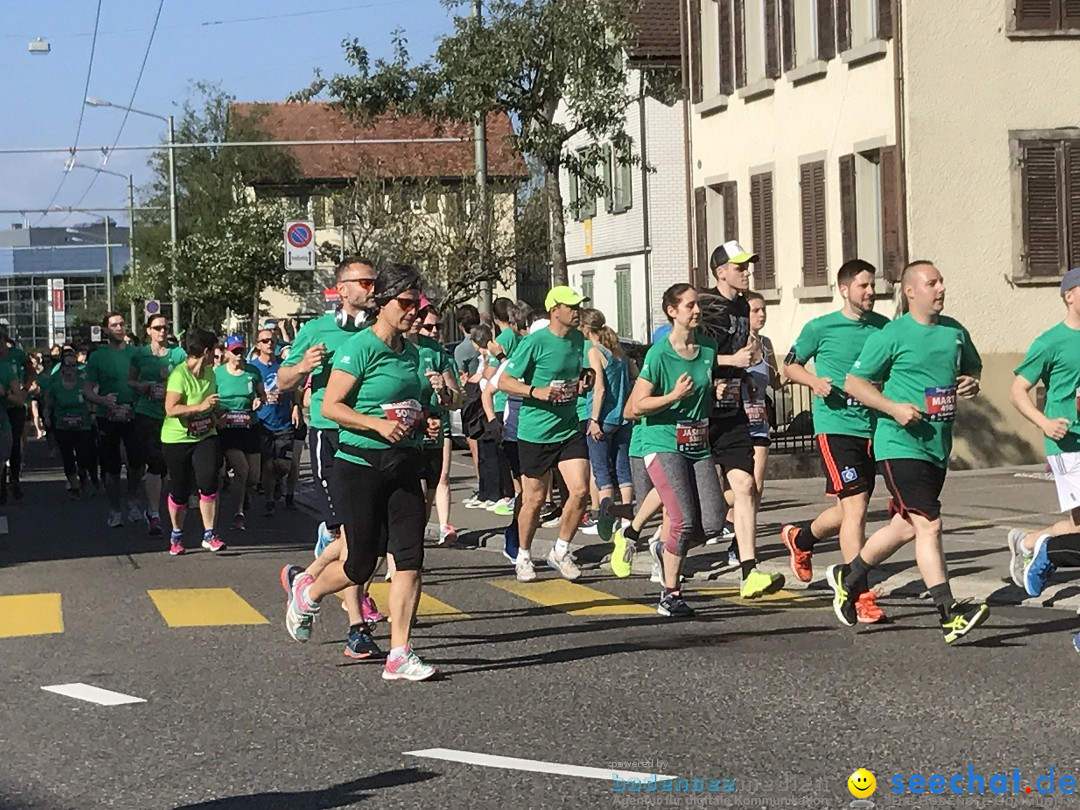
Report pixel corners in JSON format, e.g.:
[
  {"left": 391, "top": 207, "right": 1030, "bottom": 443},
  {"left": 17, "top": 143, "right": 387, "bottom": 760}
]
[
  {"left": 85, "top": 96, "right": 179, "bottom": 329},
  {"left": 69, "top": 163, "right": 136, "bottom": 323}
]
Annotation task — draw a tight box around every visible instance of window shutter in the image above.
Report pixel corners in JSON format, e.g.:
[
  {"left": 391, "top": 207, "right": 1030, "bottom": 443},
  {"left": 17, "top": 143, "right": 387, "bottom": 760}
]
[
  {"left": 1022, "top": 141, "right": 1065, "bottom": 278},
  {"left": 751, "top": 172, "right": 776, "bottom": 290},
  {"left": 878, "top": 0, "right": 893, "bottom": 39},
  {"left": 1014, "top": 0, "right": 1060, "bottom": 30},
  {"left": 603, "top": 145, "right": 614, "bottom": 213},
  {"left": 690, "top": 0, "right": 703, "bottom": 103},
  {"left": 1064, "top": 0, "right": 1080, "bottom": 28},
  {"left": 719, "top": 0, "right": 735, "bottom": 95},
  {"left": 781, "top": 0, "right": 795, "bottom": 72},
  {"left": 694, "top": 186, "right": 709, "bottom": 284},
  {"left": 880, "top": 145, "right": 904, "bottom": 282},
  {"left": 734, "top": 0, "right": 747, "bottom": 89},
  {"left": 812, "top": 161, "right": 827, "bottom": 285},
  {"left": 800, "top": 162, "right": 827, "bottom": 286},
  {"left": 1068, "top": 141, "right": 1080, "bottom": 268},
  {"left": 765, "top": 0, "right": 780, "bottom": 79},
  {"left": 839, "top": 154, "right": 858, "bottom": 263},
  {"left": 722, "top": 181, "right": 739, "bottom": 241},
  {"left": 615, "top": 267, "right": 633, "bottom": 338},
  {"left": 819, "top": 0, "right": 837, "bottom": 60},
  {"left": 568, "top": 169, "right": 580, "bottom": 221},
  {"left": 835, "top": 0, "right": 850, "bottom": 54}
]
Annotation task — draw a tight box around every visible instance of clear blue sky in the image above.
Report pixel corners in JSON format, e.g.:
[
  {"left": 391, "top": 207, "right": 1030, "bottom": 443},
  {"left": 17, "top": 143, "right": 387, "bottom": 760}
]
[{"left": 1, "top": 0, "right": 454, "bottom": 228}]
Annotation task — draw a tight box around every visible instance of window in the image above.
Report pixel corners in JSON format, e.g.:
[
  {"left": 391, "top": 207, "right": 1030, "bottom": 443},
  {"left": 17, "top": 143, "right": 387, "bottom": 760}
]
[
  {"left": 705, "top": 181, "right": 739, "bottom": 254},
  {"left": 750, "top": 172, "right": 776, "bottom": 289},
  {"left": 581, "top": 271, "right": 595, "bottom": 303},
  {"left": 836, "top": 0, "right": 893, "bottom": 51},
  {"left": 849, "top": 0, "right": 877, "bottom": 46},
  {"left": 1014, "top": 0, "right": 1080, "bottom": 32},
  {"left": 839, "top": 151, "right": 885, "bottom": 272},
  {"left": 737, "top": 0, "right": 770, "bottom": 86},
  {"left": 799, "top": 160, "right": 828, "bottom": 286},
  {"left": 794, "top": 0, "right": 818, "bottom": 65},
  {"left": 1017, "top": 136, "right": 1080, "bottom": 279},
  {"left": 615, "top": 266, "right": 633, "bottom": 338},
  {"left": 603, "top": 144, "right": 633, "bottom": 214}
]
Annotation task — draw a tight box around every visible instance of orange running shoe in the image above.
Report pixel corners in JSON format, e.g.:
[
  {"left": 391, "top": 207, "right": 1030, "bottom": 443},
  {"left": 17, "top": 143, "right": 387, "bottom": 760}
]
[
  {"left": 779, "top": 524, "right": 813, "bottom": 583},
  {"left": 855, "top": 590, "right": 886, "bottom": 624}
]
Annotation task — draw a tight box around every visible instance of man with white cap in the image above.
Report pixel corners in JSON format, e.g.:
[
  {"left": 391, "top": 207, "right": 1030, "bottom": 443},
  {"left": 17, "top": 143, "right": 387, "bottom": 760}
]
[{"left": 498, "top": 286, "right": 595, "bottom": 582}]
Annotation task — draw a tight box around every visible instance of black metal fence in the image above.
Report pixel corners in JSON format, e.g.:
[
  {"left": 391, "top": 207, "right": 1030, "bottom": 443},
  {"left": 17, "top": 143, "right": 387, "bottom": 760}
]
[{"left": 768, "top": 382, "right": 816, "bottom": 455}]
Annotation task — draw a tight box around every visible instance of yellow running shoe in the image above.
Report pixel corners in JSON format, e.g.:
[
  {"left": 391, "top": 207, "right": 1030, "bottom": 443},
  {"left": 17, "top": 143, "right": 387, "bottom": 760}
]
[
  {"left": 740, "top": 568, "right": 786, "bottom": 599},
  {"left": 611, "top": 527, "right": 633, "bottom": 578}
]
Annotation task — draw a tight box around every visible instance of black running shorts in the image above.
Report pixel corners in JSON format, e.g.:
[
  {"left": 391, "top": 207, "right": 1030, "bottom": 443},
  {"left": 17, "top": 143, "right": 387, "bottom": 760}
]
[
  {"left": 879, "top": 458, "right": 947, "bottom": 521},
  {"left": 818, "top": 434, "right": 876, "bottom": 499},
  {"left": 708, "top": 415, "right": 754, "bottom": 475},
  {"left": 517, "top": 432, "right": 588, "bottom": 479}
]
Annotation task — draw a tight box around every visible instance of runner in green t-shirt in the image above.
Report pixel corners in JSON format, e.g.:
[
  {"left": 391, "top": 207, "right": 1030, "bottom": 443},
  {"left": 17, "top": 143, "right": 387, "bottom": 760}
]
[
  {"left": 476, "top": 298, "right": 521, "bottom": 517},
  {"left": 499, "top": 286, "right": 596, "bottom": 584},
  {"left": 282, "top": 263, "right": 438, "bottom": 682},
  {"left": 780, "top": 259, "right": 890, "bottom": 623},
  {"left": 0, "top": 326, "right": 34, "bottom": 501},
  {"left": 161, "top": 328, "right": 224, "bottom": 557},
  {"left": 215, "top": 334, "right": 266, "bottom": 532},
  {"left": 0, "top": 355, "right": 24, "bottom": 485},
  {"left": 128, "top": 313, "right": 188, "bottom": 536},
  {"left": 45, "top": 349, "right": 96, "bottom": 497},
  {"left": 1006, "top": 267, "right": 1080, "bottom": 615},
  {"left": 828, "top": 260, "right": 988, "bottom": 644},
  {"left": 83, "top": 313, "right": 142, "bottom": 529}
]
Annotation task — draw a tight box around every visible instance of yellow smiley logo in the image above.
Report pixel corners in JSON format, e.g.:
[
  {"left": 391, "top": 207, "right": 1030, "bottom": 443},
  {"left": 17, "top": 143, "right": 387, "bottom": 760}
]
[{"left": 848, "top": 768, "right": 876, "bottom": 798}]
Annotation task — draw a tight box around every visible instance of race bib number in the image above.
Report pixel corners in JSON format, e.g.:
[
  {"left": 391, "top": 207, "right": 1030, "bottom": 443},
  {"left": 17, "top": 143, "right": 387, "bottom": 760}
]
[
  {"left": 924, "top": 385, "right": 957, "bottom": 422},
  {"left": 715, "top": 379, "right": 741, "bottom": 411},
  {"left": 744, "top": 399, "right": 767, "bottom": 431},
  {"left": 548, "top": 380, "right": 578, "bottom": 405},
  {"left": 676, "top": 419, "right": 709, "bottom": 454},
  {"left": 186, "top": 412, "right": 214, "bottom": 438},
  {"left": 382, "top": 399, "right": 424, "bottom": 437},
  {"left": 223, "top": 410, "right": 252, "bottom": 429},
  {"left": 845, "top": 381, "right": 881, "bottom": 409},
  {"left": 106, "top": 403, "right": 133, "bottom": 423},
  {"left": 60, "top": 413, "right": 84, "bottom": 429},
  {"left": 150, "top": 382, "right": 166, "bottom": 402}
]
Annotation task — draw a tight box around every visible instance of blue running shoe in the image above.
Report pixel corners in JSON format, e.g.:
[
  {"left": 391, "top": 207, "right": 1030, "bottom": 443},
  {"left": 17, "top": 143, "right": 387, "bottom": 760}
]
[
  {"left": 503, "top": 523, "right": 520, "bottom": 564},
  {"left": 1023, "top": 534, "right": 1056, "bottom": 597},
  {"left": 344, "top": 623, "right": 382, "bottom": 660},
  {"left": 1072, "top": 632, "right": 1080, "bottom": 656},
  {"left": 314, "top": 522, "right": 334, "bottom": 559}
]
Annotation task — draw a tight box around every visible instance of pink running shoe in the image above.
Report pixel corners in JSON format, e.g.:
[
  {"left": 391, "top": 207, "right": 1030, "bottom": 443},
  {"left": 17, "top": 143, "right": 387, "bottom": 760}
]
[
  {"left": 201, "top": 534, "right": 227, "bottom": 552},
  {"left": 382, "top": 646, "right": 437, "bottom": 681},
  {"left": 361, "top": 592, "right": 385, "bottom": 623},
  {"left": 169, "top": 541, "right": 185, "bottom": 556}
]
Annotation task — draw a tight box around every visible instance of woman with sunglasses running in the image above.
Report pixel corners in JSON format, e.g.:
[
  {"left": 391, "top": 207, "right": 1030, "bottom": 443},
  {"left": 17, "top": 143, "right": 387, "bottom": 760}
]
[
  {"left": 628, "top": 283, "right": 725, "bottom": 617},
  {"left": 215, "top": 334, "right": 267, "bottom": 531},
  {"left": 285, "top": 263, "right": 439, "bottom": 681}
]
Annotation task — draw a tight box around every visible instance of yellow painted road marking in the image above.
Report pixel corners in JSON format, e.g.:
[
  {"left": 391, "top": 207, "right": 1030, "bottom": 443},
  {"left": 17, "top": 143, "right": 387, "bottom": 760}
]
[
  {"left": 148, "top": 588, "right": 269, "bottom": 627},
  {"left": 492, "top": 579, "right": 654, "bottom": 616},
  {"left": 360, "top": 583, "right": 468, "bottom": 620},
  {"left": 0, "top": 593, "right": 63, "bottom": 638},
  {"left": 696, "top": 586, "right": 828, "bottom": 608}
]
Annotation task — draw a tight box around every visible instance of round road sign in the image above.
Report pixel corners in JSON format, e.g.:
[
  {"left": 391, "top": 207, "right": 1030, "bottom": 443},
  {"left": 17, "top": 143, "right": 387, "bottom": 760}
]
[{"left": 287, "top": 222, "right": 313, "bottom": 248}]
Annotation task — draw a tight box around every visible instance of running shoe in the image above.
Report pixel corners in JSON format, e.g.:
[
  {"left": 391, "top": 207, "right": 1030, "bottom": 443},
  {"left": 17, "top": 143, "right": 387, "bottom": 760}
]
[
  {"left": 344, "top": 624, "right": 382, "bottom": 660},
  {"left": 285, "top": 572, "right": 319, "bottom": 642},
  {"left": 439, "top": 524, "right": 458, "bottom": 545},
  {"left": 503, "top": 523, "right": 519, "bottom": 564},
  {"left": 466, "top": 499, "right": 495, "bottom": 510},
  {"left": 547, "top": 548, "right": 582, "bottom": 580},
  {"left": 940, "top": 600, "right": 990, "bottom": 644},
  {"left": 230, "top": 512, "right": 246, "bottom": 531},
  {"left": 314, "top": 522, "right": 334, "bottom": 558},
  {"left": 780, "top": 524, "right": 813, "bottom": 583},
  {"left": 740, "top": 569, "right": 785, "bottom": 599},
  {"left": 1023, "top": 534, "right": 1056, "bottom": 597},
  {"left": 382, "top": 647, "right": 438, "bottom": 681},
  {"left": 107, "top": 510, "right": 124, "bottom": 529},
  {"left": 649, "top": 540, "right": 664, "bottom": 584},
  {"left": 610, "top": 527, "right": 633, "bottom": 579},
  {"left": 169, "top": 540, "right": 185, "bottom": 556},
  {"left": 264, "top": 500, "right": 276, "bottom": 516},
  {"left": 279, "top": 564, "right": 303, "bottom": 596},
  {"left": 1006, "top": 528, "right": 1031, "bottom": 589},
  {"left": 361, "top": 592, "right": 385, "bottom": 623},
  {"left": 1072, "top": 632, "right": 1080, "bottom": 656},
  {"left": 462, "top": 493, "right": 480, "bottom": 508},
  {"left": 596, "top": 497, "right": 615, "bottom": 542},
  {"left": 705, "top": 522, "right": 736, "bottom": 546},
  {"left": 515, "top": 556, "right": 537, "bottom": 582},
  {"left": 201, "top": 534, "right": 227, "bottom": 552},
  {"left": 491, "top": 498, "right": 516, "bottom": 517},
  {"left": 726, "top": 550, "right": 739, "bottom": 567},
  {"left": 540, "top": 505, "right": 562, "bottom": 528},
  {"left": 126, "top": 500, "right": 143, "bottom": 525},
  {"left": 825, "top": 564, "right": 857, "bottom": 626},
  {"left": 146, "top": 511, "right": 163, "bottom": 537},
  {"left": 855, "top": 590, "right": 887, "bottom": 624},
  {"left": 579, "top": 513, "right": 598, "bottom": 535},
  {"left": 657, "top": 591, "right": 695, "bottom": 618}
]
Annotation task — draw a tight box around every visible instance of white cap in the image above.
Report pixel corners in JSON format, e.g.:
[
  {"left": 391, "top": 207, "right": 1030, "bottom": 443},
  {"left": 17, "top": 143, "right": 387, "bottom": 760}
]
[{"left": 529, "top": 318, "right": 550, "bottom": 334}]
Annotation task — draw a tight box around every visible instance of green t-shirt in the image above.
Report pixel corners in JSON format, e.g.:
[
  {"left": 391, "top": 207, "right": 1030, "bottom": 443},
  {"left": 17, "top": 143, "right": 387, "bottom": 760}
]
[
  {"left": 850, "top": 313, "right": 982, "bottom": 468},
  {"left": 131, "top": 345, "right": 188, "bottom": 420},
  {"left": 160, "top": 362, "right": 218, "bottom": 444},
  {"left": 282, "top": 312, "right": 368, "bottom": 429},
  {"left": 504, "top": 327, "right": 585, "bottom": 444},
  {"left": 86, "top": 344, "right": 138, "bottom": 418},
  {"left": 490, "top": 327, "right": 521, "bottom": 414},
  {"left": 416, "top": 335, "right": 452, "bottom": 447},
  {"left": 49, "top": 375, "right": 91, "bottom": 431},
  {"left": 215, "top": 364, "right": 262, "bottom": 428},
  {"left": 0, "top": 347, "right": 28, "bottom": 384},
  {"left": 334, "top": 329, "right": 424, "bottom": 463},
  {"left": 1014, "top": 321, "right": 1080, "bottom": 455},
  {"left": 635, "top": 335, "right": 718, "bottom": 460},
  {"left": 788, "top": 310, "right": 891, "bottom": 439}
]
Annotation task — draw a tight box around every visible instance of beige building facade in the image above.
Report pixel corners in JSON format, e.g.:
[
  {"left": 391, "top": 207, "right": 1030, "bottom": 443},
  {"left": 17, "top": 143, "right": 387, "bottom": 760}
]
[{"left": 688, "top": 0, "right": 1080, "bottom": 467}]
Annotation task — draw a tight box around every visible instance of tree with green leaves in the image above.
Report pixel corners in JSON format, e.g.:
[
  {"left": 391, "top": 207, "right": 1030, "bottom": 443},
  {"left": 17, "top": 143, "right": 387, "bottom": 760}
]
[{"left": 294, "top": 0, "right": 670, "bottom": 285}]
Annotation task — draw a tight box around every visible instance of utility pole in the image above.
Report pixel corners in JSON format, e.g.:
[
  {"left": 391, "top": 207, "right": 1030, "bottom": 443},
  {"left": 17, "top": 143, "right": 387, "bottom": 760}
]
[
  {"left": 104, "top": 216, "right": 113, "bottom": 311},
  {"left": 128, "top": 175, "right": 137, "bottom": 329},
  {"left": 167, "top": 115, "right": 179, "bottom": 330},
  {"left": 473, "top": 0, "right": 491, "bottom": 315}
]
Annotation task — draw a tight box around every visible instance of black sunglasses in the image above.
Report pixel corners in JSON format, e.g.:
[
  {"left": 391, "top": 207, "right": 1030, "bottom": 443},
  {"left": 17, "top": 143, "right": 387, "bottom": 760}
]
[{"left": 419, "top": 322, "right": 442, "bottom": 332}]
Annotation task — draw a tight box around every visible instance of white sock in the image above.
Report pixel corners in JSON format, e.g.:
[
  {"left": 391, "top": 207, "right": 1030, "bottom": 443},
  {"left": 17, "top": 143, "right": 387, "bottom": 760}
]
[
  {"left": 555, "top": 539, "right": 570, "bottom": 557},
  {"left": 519, "top": 549, "right": 531, "bottom": 562},
  {"left": 389, "top": 644, "right": 408, "bottom": 661},
  {"left": 301, "top": 584, "right": 318, "bottom": 608}
]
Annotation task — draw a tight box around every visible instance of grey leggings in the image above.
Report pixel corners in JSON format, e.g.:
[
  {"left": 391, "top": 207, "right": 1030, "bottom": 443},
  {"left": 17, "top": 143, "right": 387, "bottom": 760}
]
[{"left": 645, "top": 452, "right": 725, "bottom": 556}]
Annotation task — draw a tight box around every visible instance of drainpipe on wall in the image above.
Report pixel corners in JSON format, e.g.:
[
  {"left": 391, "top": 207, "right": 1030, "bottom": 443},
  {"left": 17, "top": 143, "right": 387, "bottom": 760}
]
[
  {"left": 678, "top": 0, "right": 695, "bottom": 286},
  {"left": 892, "top": 0, "right": 909, "bottom": 272},
  {"left": 639, "top": 71, "right": 654, "bottom": 341}
]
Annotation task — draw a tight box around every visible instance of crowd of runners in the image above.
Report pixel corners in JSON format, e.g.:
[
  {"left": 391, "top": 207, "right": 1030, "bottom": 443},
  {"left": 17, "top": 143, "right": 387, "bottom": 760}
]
[{"left": 3, "top": 246, "right": 1080, "bottom": 681}]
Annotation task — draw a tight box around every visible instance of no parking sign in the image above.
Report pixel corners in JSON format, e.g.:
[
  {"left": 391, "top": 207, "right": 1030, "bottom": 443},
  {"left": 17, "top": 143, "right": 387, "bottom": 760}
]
[{"left": 284, "top": 220, "right": 317, "bottom": 271}]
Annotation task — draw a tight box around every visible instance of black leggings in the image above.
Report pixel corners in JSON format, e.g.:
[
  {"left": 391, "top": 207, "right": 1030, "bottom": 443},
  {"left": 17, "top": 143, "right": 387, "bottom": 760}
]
[
  {"left": 6, "top": 406, "right": 24, "bottom": 482},
  {"left": 56, "top": 430, "right": 99, "bottom": 482},
  {"left": 331, "top": 453, "right": 426, "bottom": 586},
  {"left": 162, "top": 438, "right": 222, "bottom": 505}
]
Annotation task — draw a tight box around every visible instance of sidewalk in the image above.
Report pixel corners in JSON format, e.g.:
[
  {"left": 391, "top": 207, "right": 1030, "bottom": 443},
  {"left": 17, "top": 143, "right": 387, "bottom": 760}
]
[{"left": 294, "top": 452, "right": 1080, "bottom": 615}]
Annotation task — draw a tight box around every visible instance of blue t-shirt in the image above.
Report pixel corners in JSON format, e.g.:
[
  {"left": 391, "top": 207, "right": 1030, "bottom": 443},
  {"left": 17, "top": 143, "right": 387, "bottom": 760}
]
[{"left": 251, "top": 357, "right": 294, "bottom": 432}]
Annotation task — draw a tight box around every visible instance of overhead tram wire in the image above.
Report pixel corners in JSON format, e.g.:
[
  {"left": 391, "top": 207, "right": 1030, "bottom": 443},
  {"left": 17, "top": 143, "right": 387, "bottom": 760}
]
[
  {"left": 34, "top": 0, "right": 104, "bottom": 225},
  {"left": 0, "top": 137, "right": 466, "bottom": 155}
]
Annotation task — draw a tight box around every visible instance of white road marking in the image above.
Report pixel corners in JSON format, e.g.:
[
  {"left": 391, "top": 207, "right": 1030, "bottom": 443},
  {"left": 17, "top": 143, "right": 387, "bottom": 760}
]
[
  {"left": 405, "top": 748, "right": 678, "bottom": 782},
  {"left": 41, "top": 683, "right": 146, "bottom": 706},
  {"left": 0, "top": 516, "right": 8, "bottom": 534}
]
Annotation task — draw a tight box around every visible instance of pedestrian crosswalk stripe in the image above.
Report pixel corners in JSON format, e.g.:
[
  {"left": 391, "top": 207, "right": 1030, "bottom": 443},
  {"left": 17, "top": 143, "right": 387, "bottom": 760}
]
[
  {"left": 492, "top": 579, "right": 655, "bottom": 616},
  {"left": 695, "top": 586, "right": 828, "bottom": 608},
  {"left": 147, "top": 588, "right": 269, "bottom": 627},
  {"left": 358, "top": 583, "right": 469, "bottom": 620},
  {"left": 0, "top": 593, "right": 63, "bottom": 638}
]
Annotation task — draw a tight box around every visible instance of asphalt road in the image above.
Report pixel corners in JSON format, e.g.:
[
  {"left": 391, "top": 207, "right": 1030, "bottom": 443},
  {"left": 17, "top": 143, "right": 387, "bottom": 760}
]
[{"left": 2, "top": 443, "right": 1079, "bottom": 810}]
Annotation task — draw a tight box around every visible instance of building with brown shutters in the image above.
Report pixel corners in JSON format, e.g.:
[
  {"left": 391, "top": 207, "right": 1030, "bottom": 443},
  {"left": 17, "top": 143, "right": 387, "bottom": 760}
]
[{"left": 686, "top": 0, "right": 1080, "bottom": 467}]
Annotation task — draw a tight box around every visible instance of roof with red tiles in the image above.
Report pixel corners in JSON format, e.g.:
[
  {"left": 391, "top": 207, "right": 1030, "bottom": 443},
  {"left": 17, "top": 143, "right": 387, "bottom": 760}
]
[{"left": 626, "top": 0, "right": 682, "bottom": 65}]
